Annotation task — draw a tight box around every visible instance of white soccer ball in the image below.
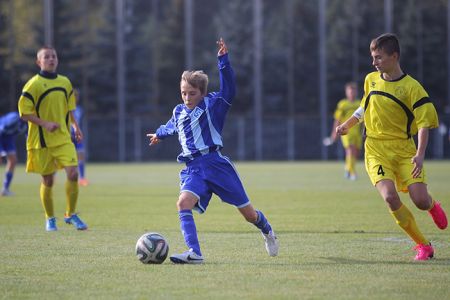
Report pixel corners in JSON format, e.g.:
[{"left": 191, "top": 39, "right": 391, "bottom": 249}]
[{"left": 135, "top": 232, "right": 169, "bottom": 264}]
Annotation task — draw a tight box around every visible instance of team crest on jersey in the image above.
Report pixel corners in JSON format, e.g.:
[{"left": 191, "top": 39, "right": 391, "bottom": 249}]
[
  {"left": 371, "top": 82, "right": 376, "bottom": 88},
  {"left": 395, "top": 86, "right": 406, "bottom": 98},
  {"left": 190, "top": 106, "right": 204, "bottom": 120}
]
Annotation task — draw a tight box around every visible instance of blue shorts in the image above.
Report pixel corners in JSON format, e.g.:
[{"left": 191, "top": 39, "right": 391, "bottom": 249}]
[
  {"left": 179, "top": 151, "right": 250, "bottom": 213},
  {"left": 0, "top": 134, "right": 16, "bottom": 156}
]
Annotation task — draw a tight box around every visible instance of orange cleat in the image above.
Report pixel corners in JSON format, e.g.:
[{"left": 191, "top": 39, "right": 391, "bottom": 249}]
[
  {"left": 428, "top": 201, "right": 448, "bottom": 230},
  {"left": 79, "top": 178, "right": 89, "bottom": 186}
]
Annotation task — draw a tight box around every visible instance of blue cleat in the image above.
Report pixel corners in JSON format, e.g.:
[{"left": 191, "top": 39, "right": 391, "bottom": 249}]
[
  {"left": 46, "top": 217, "right": 57, "bottom": 231},
  {"left": 64, "top": 213, "right": 88, "bottom": 230}
]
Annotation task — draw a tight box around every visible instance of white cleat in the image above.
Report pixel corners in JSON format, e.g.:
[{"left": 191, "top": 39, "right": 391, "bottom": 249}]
[
  {"left": 170, "top": 249, "right": 204, "bottom": 264},
  {"left": 262, "top": 230, "right": 279, "bottom": 257},
  {"left": 1, "top": 189, "right": 14, "bottom": 196}
]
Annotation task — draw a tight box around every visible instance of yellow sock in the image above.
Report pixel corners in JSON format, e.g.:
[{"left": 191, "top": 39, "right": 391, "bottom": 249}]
[
  {"left": 390, "top": 204, "right": 428, "bottom": 245},
  {"left": 65, "top": 180, "right": 79, "bottom": 216},
  {"left": 348, "top": 155, "right": 356, "bottom": 175},
  {"left": 40, "top": 184, "right": 54, "bottom": 219},
  {"left": 345, "top": 154, "right": 351, "bottom": 172}
]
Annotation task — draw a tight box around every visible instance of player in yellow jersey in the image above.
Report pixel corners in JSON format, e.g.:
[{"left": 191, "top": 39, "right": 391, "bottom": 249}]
[
  {"left": 336, "top": 33, "right": 447, "bottom": 261},
  {"left": 329, "top": 82, "right": 362, "bottom": 180},
  {"left": 18, "top": 46, "right": 88, "bottom": 231}
]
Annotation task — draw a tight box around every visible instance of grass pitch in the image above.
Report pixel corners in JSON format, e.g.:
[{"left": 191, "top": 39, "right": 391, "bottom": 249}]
[{"left": 1, "top": 161, "right": 449, "bottom": 299}]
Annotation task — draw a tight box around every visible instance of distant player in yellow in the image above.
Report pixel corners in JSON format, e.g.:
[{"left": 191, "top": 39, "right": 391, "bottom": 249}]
[
  {"left": 330, "top": 82, "right": 362, "bottom": 180},
  {"left": 336, "top": 33, "right": 447, "bottom": 261},
  {"left": 18, "top": 46, "right": 88, "bottom": 231}
]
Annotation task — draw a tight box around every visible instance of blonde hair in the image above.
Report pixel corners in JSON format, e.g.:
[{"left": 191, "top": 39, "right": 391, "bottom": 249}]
[{"left": 181, "top": 70, "right": 209, "bottom": 95}]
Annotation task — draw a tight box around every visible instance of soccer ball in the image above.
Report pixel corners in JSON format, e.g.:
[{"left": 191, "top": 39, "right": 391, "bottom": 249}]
[{"left": 135, "top": 232, "right": 169, "bottom": 264}]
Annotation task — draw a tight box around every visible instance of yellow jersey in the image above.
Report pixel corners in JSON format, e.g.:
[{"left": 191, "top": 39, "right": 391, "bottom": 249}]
[
  {"left": 334, "top": 98, "right": 361, "bottom": 137},
  {"left": 18, "top": 72, "right": 76, "bottom": 150},
  {"left": 361, "top": 72, "right": 438, "bottom": 140}
]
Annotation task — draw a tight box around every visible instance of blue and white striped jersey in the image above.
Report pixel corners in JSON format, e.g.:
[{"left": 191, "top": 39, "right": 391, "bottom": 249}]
[
  {"left": 0, "top": 112, "right": 27, "bottom": 136},
  {"left": 155, "top": 54, "right": 235, "bottom": 163}
]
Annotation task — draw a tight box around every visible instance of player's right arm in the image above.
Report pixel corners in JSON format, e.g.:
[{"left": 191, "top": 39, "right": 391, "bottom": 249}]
[
  {"left": 146, "top": 114, "right": 177, "bottom": 146},
  {"left": 20, "top": 114, "right": 60, "bottom": 133},
  {"left": 146, "top": 133, "right": 160, "bottom": 146},
  {"left": 18, "top": 78, "right": 59, "bottom": 133},
  {"left": 335, "top": 107, "right": 363, "bottom": 136},
  {"left": 337, "top": 76, "right": 368, "bottom": 136}
]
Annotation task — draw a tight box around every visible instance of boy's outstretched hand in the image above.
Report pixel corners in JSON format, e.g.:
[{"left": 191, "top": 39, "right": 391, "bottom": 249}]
[
  {"left": 217, "top": 38, "right": 228, "bottom": 56},
  {"left": 146, "top": 133, "right": 160, "bottom": 146}
]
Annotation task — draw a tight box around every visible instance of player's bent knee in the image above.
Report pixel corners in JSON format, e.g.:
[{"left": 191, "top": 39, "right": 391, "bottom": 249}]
[
  {"left": 238, "top": 205, "right": 258, "bottom": 223},
  {"left": 67, "top": 171, "right": 78, "bottom": 182},
  {"left": 411, "top": 196, "right": 432, "bottom": 210},
  {"left": 383, "top": 192, "right": 400, "bottom": 205},
  {"left": 177, "top": 192, "right": 198, "bottom": 210},
  {"left": 42, "top": 175, "right": 54, "bottom": 187},
  {"left": 408, "top": 185, "right": 432, "bottom": 210}
]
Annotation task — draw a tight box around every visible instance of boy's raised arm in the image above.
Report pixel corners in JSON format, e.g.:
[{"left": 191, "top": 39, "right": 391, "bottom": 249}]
[{"left": 216, "top": 38, "right": 235, "bottom": 103}]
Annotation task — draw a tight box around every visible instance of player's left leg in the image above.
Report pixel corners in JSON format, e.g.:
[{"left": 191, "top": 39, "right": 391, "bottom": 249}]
[
  {"left": 409, "top": 183, "right": 448, "bottom": 230},
  {"left": 210, "top": 153, "right": 279, "bottom": 256},
  {"left": 53, "top": 143, "right": 87, "bottom": 230},
  {"left": 377, "top": 179, "right": 432, "bottom": 260},
  {"left": 239, "top": 204, "right": 279, "bottom": 256},
  {"left": 64, "top": 165, "right": 79, "bottom": 216},
  {"left": 63, "top": 165, "right": 87, "bottom": 230}
]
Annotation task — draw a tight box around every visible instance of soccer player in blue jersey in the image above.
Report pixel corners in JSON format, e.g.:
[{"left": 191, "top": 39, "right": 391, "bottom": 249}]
[
  {"left": 147, "top": 38, "right": 279, "bottom": 264},
  {"left": 0, "top": 112, "right": 27, "bottom": 196},
  {"left": 71, "top": 88, "right": 88, "bottom": 186}
]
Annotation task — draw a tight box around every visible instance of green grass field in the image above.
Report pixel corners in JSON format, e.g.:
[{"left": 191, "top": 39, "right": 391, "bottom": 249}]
[{"left": 1, "top": 161, "right": 449, "bottom": 299}]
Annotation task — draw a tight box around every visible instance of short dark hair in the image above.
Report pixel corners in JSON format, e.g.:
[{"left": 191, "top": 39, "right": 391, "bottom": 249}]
[
  {"left": 370, "top": 33, "right": 400, "bottom": 57},
  {"left": 36, "top": 45, "right": 57, "bottom": 59},
  {"left": 345, "top": 81, "right": 357, "bottom": 90}
]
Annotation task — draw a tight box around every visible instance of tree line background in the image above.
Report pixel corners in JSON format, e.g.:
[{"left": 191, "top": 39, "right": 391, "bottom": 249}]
[{"left": 1, "top": 0, "right": 449, "bottom": 161}]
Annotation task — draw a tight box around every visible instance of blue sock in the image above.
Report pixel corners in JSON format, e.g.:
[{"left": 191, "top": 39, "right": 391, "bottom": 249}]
[
  {"left": 254, "top": 210, "right": 272, "bottom": 234},
  {"left": 179, "top": 209, "right": 202, "bottom": 256},
  {"left": 4, "top": 171, "right": 13, "bottom": 190},
  {"left": 78, "top": 162, "right": 85, "bottom": 179}
]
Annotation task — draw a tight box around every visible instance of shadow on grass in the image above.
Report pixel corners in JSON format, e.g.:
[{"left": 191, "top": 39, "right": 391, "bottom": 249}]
[
  {"left": 202, "top": 230, "right": 403, "bottom": 235},
  {"left": 321, "top": 256, "right": 450, "bottom": 266},
  {"left": 182, "top": 256, "right": 450, "bottom": 267}
]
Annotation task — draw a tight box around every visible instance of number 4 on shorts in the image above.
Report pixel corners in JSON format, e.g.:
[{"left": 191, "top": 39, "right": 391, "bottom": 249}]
[{"left": 377, "top": 165, "right": 385, "bottom": 176}]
